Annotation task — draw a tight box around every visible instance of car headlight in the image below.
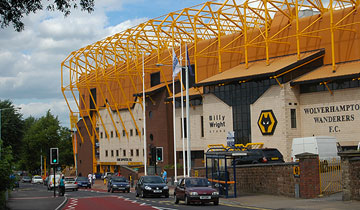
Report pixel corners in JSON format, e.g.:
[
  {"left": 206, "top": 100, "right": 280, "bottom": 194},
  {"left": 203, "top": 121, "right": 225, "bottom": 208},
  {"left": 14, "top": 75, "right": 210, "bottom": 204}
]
[
  {"left": 126, "top": 184, "right": 130, "bottom": 187},
  {"left": 212, "top": 192, "right": 219, "bottom": 195},
  {"left": 113, "top": 184, "right": 117, "bottom": 187},
  {"left": 189, "top": 192, "right": 198, "bottom": 196},
  {"left": 144, "top": 186, "right": 152, "bottom": 190},
  {"left": 163, "top": 186, "right": 168, "bottom": 190}
]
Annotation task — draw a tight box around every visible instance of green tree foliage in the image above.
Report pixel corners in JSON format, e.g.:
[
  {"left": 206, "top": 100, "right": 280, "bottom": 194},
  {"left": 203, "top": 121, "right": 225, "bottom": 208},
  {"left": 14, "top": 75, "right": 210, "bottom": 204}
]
[
  {"left": 0, "top": 143, "right": 13, "bottom": 191},
  {"left": 0, "top": 100, "right": 24, "bottom": 162},
  {"left": 0, "top": 0, "right": 95, "bottom": 32},
  {"left": 21, "top": 110, "right": 74, "bottom": 173}
]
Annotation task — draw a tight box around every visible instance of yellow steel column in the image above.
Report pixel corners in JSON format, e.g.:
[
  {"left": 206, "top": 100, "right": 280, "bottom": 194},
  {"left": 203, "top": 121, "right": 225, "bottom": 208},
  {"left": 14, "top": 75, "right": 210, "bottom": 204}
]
[
  {"left": 244, "top": 3, "right": 249, "bottom": 69},
  {"left": 264, "top": 0, "right": 269, "bottom": 65},
  {"left": 296, "top": 0, "right": 300, "bottom": 60},
  {"left": 330, "top": 0, "right": 336, "bottom": 72}
]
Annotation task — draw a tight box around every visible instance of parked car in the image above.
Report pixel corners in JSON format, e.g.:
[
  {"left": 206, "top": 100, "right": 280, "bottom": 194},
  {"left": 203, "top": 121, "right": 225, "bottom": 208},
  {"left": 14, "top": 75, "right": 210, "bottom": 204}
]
[
  {"left": 135, "top": 176, "right": 169, "bottom": 198},
  {"left": 65, "top": 177, "right": 78, "bottom": 191},
  {"left": 102, "top": 172, "right": 113, "bottom": 180},
  {"left": 234, "top": 148, "right": 284, "bottom": 164},
  {"left": 21, "top": 176, "right": 31, "bottom": 183},
  {"left": 48, "top": 174, "right": 61, "bottom": 190},
  {"left": 31, "top": 175, "right": 43, "bottom": 184},
  {"left": 107, "top": 176, "right": 130, "bottom": 193},
  {"left": 174, "top": 177, "right": 219, "bottom": 205},
  {"left": 76, "top": 176, "right": 91, "bottom": 189}
]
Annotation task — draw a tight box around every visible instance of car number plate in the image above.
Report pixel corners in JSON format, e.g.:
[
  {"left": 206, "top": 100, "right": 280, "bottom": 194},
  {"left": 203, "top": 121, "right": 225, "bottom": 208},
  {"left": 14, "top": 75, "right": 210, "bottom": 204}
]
[
  {"left": 153, "top": 190, "right": 162, "bottom": 193},
  {"left": 271, "top": 157, "right": 279, "bottom": 160},
  {"left": 200, "top": 196, "right": 211, "bottom": 199}
]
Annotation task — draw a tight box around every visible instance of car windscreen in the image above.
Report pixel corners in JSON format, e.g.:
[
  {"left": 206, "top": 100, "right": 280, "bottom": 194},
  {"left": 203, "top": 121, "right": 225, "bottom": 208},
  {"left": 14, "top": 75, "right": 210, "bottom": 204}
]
[
  {"left": 112, "top": 177, "right": 127, "bottom": 182},
  {"left": 143, "top": 176, "right": 164, "bottom": 183},
  {"left": 34, "top": 176, "right": 42, "bottom": 179},
  {"left": 65, "top": 178, "right": 75, "bottom": 181},
  {"left": 76, "top": 177, "right": 88, "bottom": 181},
  {"left": 185, "top": 178, "right": 209, "bottom": 187},
  {"left": 262, "top": 149, "right": 282, "bottom": 157}
]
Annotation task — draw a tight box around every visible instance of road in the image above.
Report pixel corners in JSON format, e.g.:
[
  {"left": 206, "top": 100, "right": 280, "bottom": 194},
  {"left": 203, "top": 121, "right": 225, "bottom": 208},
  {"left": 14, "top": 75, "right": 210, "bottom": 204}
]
[{"left": 8, "top": 183, "right": 268, "bottom": 210}]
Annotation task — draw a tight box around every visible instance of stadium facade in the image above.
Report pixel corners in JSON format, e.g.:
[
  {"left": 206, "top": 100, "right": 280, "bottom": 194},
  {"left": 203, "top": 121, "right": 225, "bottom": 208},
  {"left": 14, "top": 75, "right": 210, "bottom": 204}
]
[{"left": 62, "top": 0, "right": 360, "bottom": 174}]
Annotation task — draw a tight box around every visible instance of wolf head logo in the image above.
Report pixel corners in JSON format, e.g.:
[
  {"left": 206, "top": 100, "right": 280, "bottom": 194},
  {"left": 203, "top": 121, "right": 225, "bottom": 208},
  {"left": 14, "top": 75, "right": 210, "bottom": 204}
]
[{"left": 257, "top": 110, "right": 277, "bottom": 135}]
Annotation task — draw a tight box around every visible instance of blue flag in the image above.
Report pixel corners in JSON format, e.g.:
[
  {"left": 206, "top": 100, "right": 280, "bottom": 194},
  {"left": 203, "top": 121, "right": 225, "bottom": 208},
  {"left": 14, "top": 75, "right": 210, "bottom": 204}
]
[{"left": 186, "top": 45, "right": 195, "bottom": 76}]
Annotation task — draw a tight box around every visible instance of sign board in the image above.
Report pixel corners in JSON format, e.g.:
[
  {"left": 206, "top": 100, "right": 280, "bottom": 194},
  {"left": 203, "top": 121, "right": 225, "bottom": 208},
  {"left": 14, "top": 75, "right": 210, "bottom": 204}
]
[
  {"left": 293, "top": 166, "right": 300, "bottom": 177},
  {"left": 69, "top": 113, "right": 78, "bottom": 130},
  {"left": 194, "top": 170, "right": 199, "bottom": 177},
  {"left": 226, "top": 131, "right": 235, "bottom": 147}
]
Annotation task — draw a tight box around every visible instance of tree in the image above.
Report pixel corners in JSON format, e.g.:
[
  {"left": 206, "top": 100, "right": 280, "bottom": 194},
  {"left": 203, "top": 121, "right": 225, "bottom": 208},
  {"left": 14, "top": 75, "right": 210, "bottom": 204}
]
[
  {"left": 58, "top": 127, "right": 75, "bottom": 167},
  {"left": 21, "top": 110, "right": 61, "bottom": 173},
  {"left": 0, "top": 99, "right": 24, "bottom": 162},
  {"left": 0, "top": 0, "right": 95, "bottom": 32}
]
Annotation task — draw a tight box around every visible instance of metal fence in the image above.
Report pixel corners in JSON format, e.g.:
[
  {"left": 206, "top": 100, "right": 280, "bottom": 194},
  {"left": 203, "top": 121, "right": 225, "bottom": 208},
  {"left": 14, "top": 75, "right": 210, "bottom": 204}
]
[{"left": 319, "top": 159, "right": 342, "bottom": 195}]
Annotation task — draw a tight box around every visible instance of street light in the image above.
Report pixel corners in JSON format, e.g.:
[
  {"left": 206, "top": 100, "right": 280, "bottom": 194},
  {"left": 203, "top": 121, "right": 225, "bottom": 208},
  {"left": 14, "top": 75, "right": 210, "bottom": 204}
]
[{"left": 0, "top": 107, "right": 21, "bottom": 160}]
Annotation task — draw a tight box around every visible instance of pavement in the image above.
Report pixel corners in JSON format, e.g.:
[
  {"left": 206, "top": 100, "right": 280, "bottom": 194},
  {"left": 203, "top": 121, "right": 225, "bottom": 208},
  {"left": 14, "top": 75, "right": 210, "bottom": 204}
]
[{"left": 91, "top": 179, "right": 360, "bottom": 210}]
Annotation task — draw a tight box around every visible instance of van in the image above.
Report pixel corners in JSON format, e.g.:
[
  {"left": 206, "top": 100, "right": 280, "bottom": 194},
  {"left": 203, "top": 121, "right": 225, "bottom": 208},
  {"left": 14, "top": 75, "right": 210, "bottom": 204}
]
[
  {"left": 47, "top": 174, "right": 61, "bottom": 190},
  {"left": 291, "top": 136, "right": 339, "bottom": 161}
]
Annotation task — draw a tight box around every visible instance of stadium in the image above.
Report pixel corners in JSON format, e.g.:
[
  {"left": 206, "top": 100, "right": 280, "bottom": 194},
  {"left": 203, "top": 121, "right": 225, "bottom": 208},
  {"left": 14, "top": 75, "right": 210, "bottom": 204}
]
[{"left": 61, "top": 0, "right": 360, "bottom": 174}]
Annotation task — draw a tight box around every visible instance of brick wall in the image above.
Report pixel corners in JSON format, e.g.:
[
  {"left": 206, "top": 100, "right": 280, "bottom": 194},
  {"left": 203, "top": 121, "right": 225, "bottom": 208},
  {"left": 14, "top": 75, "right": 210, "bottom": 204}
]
[
  {"left": 339, "top": 151, "right": 360, "bottom": 201},
  {"left": 192, "top": 163, "right": 298, "bottom": 197}
]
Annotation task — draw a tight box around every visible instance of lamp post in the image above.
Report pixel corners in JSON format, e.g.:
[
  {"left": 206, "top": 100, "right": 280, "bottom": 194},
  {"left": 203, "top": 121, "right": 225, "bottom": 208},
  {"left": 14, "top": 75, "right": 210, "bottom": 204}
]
[{"left": 0, "top": 107, "right": 21, "bottom": 160}]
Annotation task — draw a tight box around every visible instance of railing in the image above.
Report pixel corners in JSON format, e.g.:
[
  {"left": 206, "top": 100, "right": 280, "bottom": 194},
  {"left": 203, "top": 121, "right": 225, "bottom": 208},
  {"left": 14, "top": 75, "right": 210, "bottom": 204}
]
[{"left": 319, "top": 159, "right": 342, "bottom": 195}]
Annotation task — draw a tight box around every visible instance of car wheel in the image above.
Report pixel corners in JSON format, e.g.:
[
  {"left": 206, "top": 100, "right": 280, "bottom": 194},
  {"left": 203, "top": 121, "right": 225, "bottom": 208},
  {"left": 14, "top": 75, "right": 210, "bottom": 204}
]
[
  {"left": 214, "top": 199, "right": 219, "bottom": 205},
  {"left": 185, "top": 196, "right": 190, "bottom": 205},
  {"left": 76, "top": 189, "right": 78, "bottom": 191},
  {"left": 127, "top": 190, "right": 130, "bottom": 193},
  {"left": 165, "top": 193, "right": 169, "bottom": 198},
  {"left": 174, "top": 195, "right": 179, "bottom": 204},
  {"left": 111, "top": 188, "right": 114, "bottom": 193}
]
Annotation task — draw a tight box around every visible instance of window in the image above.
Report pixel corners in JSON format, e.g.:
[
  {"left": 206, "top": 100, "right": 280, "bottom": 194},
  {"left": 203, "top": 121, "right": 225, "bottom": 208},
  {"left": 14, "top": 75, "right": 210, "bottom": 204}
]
[
  {"left": 136, "top": 129, "right": 139, "bottom": 136},
  {"left": 111, "top": 131, "right": 113, "bottom": 138},
  {"left": 111, "top": 150, "right": 114, "bottom": 157},
  {"left": 130, "top": 129, "right": 133, "bottom": 136},
  {"left": 122, "top": 130, "right": 126, "bottom": 137},
  {"left": 181, "top": 118, "right": 187, "bottom": 138},
  {"left": 150, "top": 72, "right": 160, "bottom": 87},
  {"left": 131, "top": 149, "right": 134, "bottom": 156},
  {"left": 201, "top": 116, "right": 204, "bottom": 137},
  {"left": 116, "top": 131, "right": 118, "bottom": 137},
  {"left": 291, "top": 109, "right": 297, "bottom": 128},
  {"left": 105, "top": 150, "right": 108, "bottom": 157},
  {"left": 136, "top": 149, "right": 139, "bottom": 156},
  {"left": 123, "top": 150, "right": 126, "bottom": 157},
  {"left": 116, "top": 150, "right": 119, "bottom": 156},
  {"left": 100, "top": 132, "right": 103, "bottom": 139},
  {"left": 142, "top": 128, "right": 144, "bottom": 136}
]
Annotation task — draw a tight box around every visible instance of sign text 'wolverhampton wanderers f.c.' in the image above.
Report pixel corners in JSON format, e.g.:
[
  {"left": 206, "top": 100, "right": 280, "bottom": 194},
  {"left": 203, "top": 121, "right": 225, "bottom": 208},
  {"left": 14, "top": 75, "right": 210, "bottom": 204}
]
[{"left": 257, "top": 110, "right": 277, "bottom": 135}]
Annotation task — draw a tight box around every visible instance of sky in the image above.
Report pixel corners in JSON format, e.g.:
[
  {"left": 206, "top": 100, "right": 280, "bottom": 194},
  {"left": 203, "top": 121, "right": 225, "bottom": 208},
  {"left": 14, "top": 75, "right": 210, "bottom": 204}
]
[{"left": 0, "top": 0, "right": 209, "bottom": 127}]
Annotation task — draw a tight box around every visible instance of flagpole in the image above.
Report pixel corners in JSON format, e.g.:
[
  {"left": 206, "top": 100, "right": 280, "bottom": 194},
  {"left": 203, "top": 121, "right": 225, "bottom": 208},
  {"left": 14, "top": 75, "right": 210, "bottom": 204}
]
[
  {"left": 172, "top": 48, "right": 177, "bottom": 183},
  {"left": 179, "top": 43, "right": 186, "bottom": 178},
  {"left": 185, "top": 43, "right": 191, "bottom": 177},
  {"left": 142, "top": 53, "right": 147, "bottom": 176}
]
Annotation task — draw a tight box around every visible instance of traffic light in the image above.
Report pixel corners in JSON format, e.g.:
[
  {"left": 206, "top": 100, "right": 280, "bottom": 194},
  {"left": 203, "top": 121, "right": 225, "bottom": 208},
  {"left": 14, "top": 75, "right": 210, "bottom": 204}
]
[
  {"left": 156, "top": 147, "right": 163, "bottom": 162},
  {"left": 50, "top": 148, "right": 59, "bottom": 165}
]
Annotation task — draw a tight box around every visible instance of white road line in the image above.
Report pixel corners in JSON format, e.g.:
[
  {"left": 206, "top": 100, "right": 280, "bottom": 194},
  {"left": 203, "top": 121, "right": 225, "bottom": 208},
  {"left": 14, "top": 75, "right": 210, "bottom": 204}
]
[{"left": 54, "top": 195, "right": 68, "bottom": 210}]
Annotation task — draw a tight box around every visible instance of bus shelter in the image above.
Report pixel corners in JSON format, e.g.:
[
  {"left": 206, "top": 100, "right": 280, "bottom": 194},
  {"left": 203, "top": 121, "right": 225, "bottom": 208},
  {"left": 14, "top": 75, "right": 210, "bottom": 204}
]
[{"left": 205, "top": 145, "right": 250, "bottom": 198}]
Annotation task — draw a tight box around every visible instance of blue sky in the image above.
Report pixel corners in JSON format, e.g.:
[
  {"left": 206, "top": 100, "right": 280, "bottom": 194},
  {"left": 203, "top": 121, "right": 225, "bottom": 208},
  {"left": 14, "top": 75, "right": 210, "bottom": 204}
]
[{"left": 0, "top": 0, "right": 209, "bottom": 127}]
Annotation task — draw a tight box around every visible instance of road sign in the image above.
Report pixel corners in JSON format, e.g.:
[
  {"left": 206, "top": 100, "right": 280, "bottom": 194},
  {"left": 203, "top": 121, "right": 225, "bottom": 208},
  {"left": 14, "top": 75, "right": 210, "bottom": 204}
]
[{"left": 293, "top": 166, "right": 300, "bottom": 177}]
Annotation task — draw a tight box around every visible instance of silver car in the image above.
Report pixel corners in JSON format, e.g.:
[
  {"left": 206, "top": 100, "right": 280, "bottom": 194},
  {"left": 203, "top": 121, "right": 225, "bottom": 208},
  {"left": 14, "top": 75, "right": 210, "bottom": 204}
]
[{"left": 65, "top": 177, "right": 78, "bottom": 191}]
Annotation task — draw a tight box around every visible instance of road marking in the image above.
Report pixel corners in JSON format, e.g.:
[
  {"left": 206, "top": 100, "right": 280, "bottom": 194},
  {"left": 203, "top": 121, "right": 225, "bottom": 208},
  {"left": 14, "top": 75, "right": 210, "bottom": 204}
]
[{"left": 55, "top": 195, "right": 68, "bottom": 210}]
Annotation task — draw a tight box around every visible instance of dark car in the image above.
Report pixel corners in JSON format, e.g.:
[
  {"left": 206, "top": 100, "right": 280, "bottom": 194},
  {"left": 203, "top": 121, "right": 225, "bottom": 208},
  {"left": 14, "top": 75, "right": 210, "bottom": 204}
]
[
  {"left": 21, "top": 176, "right": 31, "bottom": 183},
  {"left": 107, "top": 176, "right": 130, "bottom": 193},
  {"left": 235, "top": 148, "right": 284, "bottom": 164},
  {"left": 174, "top": 177, "right": 219, "bottom": 205},
  {"left": 135, "top": 176, "right": 169, "bottom": 198},
  {"left": 76, "top": 176, "right": 91, "bottom": 189}
]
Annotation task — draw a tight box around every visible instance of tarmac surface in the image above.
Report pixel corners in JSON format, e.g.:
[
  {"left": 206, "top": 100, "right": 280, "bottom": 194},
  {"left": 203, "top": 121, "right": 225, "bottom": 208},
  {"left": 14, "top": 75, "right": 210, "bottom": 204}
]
[{"left": 92, "top": 179, "right": 360, "bottom": 210}]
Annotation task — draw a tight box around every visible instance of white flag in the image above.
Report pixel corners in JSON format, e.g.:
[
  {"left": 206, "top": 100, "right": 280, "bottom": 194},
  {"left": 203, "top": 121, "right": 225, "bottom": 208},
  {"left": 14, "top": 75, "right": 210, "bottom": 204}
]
[{"left": 172, "top": 48, "right": 182, "bottom": 78}]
